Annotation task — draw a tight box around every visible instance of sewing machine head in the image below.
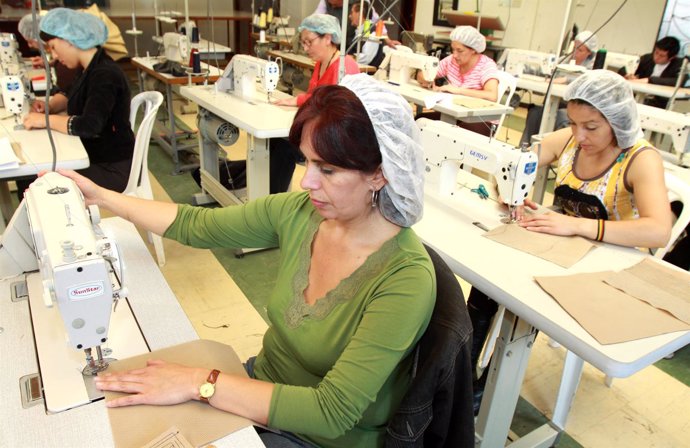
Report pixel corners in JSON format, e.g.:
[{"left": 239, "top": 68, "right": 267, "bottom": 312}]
[
  {"left": 217, "top": 54, "right": 280, "bottom": 101},
  {"left": 1, "top": 75, "right": 30, "bottom": 128},
  {"left": 388, "top": 47, "right": 439, "bottom": 85},
  {"left": 0, "top": 33, "right": 23, "bottom": 76},
  {"left": 603, "top": 51, "right": 640, "bottom": 76},
  {"left": 0, "top": 172, "right": 123, "bottom": 374},
  {"left": 417, "top": 118, "right": 538, "bottom": 215},
  {"left": 162, "top": 32, "right": 190, "bottom": 63},
  {"left": 502, "top": 48, "right": 557, "bottom": 78}
]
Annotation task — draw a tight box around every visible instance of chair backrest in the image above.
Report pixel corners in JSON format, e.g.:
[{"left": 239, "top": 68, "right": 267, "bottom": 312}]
[
  {"left": 493, "top": 70, "right": 518, "bottom": 137},
  {"left": 123, "top": 91, "right": 164, "bottom": 198},
  {"left": 385, "top": 245, "right": 474, "bottom": 447},
  {"left": 654, "top": 171, "right": 690, "bottom": 259}
]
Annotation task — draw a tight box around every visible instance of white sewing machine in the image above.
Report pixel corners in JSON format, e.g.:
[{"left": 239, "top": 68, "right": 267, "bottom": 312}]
[
  {"left": 501, "top": 48, "right": 557, "bottom": 79},
  {"left": 269, "top": 15, "right": 295, "bottom": 38},
  {"left": 216, "top": 54, "right": 280, "bottom": 102},
  {"left": 385, "top": 47, "right": 439, "bottom": 85},
  {"left": 163, "top": 31, "right": 190, "bottom": 63},
  {"left": 603, "top": 51, "right": 640, "bottom": 76},
  {"left": 0, "top": 173, "right": 148, "bottom": 412},
  {"left": 1, "top": 75, "right": 29, "bottom": 128},
  {"left": 0, "top": 33, "right": 22, "bottom": 76},
  {"left": 417, "top": 118, "right": 538, "bottom": 217}
]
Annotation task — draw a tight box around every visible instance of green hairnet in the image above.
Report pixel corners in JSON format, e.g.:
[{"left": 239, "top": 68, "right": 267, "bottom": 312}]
[
  {"left": 340, "top": 74, "right": 425, "bottom": 227},
  {"left": 298, "top": 14, "right": 342, "bottom": 45},
  {"left": 564, "top": 70, "right": 642, "bottom": 149},
  {"left": 40, "top": 8, "right": 107, "bottom": 50}
]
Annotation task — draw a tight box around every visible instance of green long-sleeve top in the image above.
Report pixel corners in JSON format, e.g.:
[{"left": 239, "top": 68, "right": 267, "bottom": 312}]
[{"left": 165, "top": 192, "right": 436, "bottom": 448}]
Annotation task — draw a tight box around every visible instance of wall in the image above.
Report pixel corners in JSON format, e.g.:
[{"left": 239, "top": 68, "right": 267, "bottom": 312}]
[{"left": 414, "top": 0, "right": 665, "bottom": 56}]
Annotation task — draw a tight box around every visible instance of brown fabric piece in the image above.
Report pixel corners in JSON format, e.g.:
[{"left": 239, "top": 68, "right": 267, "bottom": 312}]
[
  {"left": 105, "top": 339, "right": 253, "bottom": 448},
  {"left": 535, "top": 272, "right": 690, "bottom": 345},
  {"left": 604, "top": 261, "right": 690, "bottom": 325},
  {"left": 484, "top": 224, "right": 595, "bottom": 268}
]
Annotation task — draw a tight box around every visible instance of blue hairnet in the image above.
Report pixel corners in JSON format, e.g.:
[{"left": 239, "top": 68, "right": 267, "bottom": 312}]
[
  {"left": 450, "top": 26, "right": 486, "bottom": 53},
  {"left": 40, "top": 8, "right": 107, "bottom": 50},
  {"left": 340, "top": 74, "right": 425, "bottom": 227},
  {"left": 564, "top": 70, "right": 642, "bottom": 149},
  {"left": 298, "top": 14, "right": 342, "bottom": 45}
]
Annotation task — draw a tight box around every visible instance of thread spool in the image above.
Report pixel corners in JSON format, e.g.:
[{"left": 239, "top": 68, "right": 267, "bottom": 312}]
[
  {"left": 375, "top": 20, "right": 384, "bottom": 37},
  {"left": 259, "top": 10, "right": 267, "bottom": 28},
  {"left": 191, "top": 50, "right": 201, "bottom": 73},
  {"left": 259, "top": 30, "right": 266, "bottom": 43},
  {"left": 267, "top": 7, "right": 273, "bottom": 23},
  {"left": 191, "top": 27, "right": 199, "bottom": 43}
]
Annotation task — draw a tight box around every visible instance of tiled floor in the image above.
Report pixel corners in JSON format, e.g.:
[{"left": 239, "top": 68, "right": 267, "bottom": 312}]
[{"left": 139, "top": 103, "right": 690, "bottom": 447}]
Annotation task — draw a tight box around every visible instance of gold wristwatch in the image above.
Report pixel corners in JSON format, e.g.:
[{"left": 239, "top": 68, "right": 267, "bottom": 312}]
[{"left": 199, "top": 369, "right": 220, "bottom": 403}]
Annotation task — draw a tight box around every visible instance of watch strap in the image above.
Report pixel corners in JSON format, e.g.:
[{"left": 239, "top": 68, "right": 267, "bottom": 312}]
[{"left": 200, "top": 369, "right": 221, "bottom": 402}]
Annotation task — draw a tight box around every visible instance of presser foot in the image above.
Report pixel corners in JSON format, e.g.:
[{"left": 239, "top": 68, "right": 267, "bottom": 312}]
[{"left": 82, "top": 358, "right": 114, "bottom": 376}]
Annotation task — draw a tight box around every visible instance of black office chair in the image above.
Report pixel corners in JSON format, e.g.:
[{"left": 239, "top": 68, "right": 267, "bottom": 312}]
[{"left": 385, "top": 245, "right": 475, "bottom": 448}]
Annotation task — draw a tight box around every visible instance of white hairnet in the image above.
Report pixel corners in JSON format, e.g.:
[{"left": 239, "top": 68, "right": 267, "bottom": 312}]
[
  {"left": 40, "top": 8, "right": 107, "bottom": 50},
  {"left": 564, "top": 70, "right": 642, "bottom": 149},
  {"left": 575, "top": 30, "right": 598, "bottom": 53},
  {"left": 340, "top": 74, "right": 425, "bottom": 227},
  {"left": 298, "top": 14, "right": 342, "bottom": 45},
  {"left": 450, "top": 26, "right": 486, "bottom": 53},
  {"left": 18, "top": 13, "right": 45, "bottom": 41}
]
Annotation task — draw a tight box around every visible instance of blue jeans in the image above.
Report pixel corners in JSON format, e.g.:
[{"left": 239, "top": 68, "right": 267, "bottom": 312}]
[{"left": 244, "top": 357, "right": 317, "bottom": 448}]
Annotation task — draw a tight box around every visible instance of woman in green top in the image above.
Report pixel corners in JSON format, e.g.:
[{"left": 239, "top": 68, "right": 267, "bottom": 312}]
[{"left": 63, "top": 74, "right": 435, "bottom": 448}]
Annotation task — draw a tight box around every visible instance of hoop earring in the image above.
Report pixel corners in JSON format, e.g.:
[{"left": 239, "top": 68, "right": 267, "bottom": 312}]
[{"left": 371, "top": 189, "right": 380, "bottom": 208}]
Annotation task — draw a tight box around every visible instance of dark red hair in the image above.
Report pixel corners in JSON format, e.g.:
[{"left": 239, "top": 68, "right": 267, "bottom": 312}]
[{"left": 289, "top": 84, "right": 381, "bottom": 173}]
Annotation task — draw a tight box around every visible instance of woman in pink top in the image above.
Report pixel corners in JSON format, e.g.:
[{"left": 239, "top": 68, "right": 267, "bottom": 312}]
[
  {"left": 274, "top": 14, "right": 359, "bottom": 107},
  {"left": 417, "top": 25, "right": 499, "bottom": 102}
]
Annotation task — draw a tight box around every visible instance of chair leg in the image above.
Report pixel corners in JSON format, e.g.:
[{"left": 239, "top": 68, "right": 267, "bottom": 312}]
[{"left": 149, "top": 231, "right": 166, "bottom": 266}]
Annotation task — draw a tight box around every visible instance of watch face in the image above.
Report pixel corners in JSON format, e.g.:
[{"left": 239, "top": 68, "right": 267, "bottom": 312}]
[{"left": 200, "top": 382, "right": 215, "bottom": 398}]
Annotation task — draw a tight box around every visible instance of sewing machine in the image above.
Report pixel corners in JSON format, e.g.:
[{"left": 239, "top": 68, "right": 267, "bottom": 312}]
[
  {"left": 417, "top": 118, "right": 538, "bottom": 217},
  {"left": 0, "top": 172, "right": 148, "bottom": 412},
  {"left": 216, "top": 54, "right": 280, "bottom": 102},
  {"left": 0, "top": 33, "right": 22, "bottom": 76},
  {"left": 163, "top": 32, "right": 190, "bottom": 63},
  {"left": 385, "top": 47, "right": 439, "bottom": 85},
  {"left": 1, "top": 75, "right": 30, "bottom": 128},
  {"left": 603, "top": 51, "right": 640, "bottom": 76},
  {"left": 268, "top": 15, "right": 295, "bottom": 38},
  {"left": 501, "top": 48, "right": 557, "bottom": 79}
]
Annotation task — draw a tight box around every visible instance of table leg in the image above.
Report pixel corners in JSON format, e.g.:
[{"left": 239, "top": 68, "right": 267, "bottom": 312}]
[
  {"left": 475, "top": 310, "right": 538, "bottom": 448},
  {"left": 551, "top": 350, "right": 584, "bottom": 429},
  {"left": 0, "top": 180, "right": 12, "bottom": 232},
  {"left": 246, "top": 136, "right": 270, "bottom": 201}
]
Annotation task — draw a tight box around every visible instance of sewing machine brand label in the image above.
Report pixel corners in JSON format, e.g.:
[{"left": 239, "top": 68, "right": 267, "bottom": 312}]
[
  {"left": 524, "top": 162, "right": 537, "bottom": 175},
  {"left": 68, "top": 282, "right": 105, "bottom": 301},
  {"left": 469, "top": 150, "right": 488, "bottom": 161}
]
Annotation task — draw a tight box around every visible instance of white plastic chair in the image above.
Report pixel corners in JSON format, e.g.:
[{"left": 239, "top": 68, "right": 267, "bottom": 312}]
[
  {"left": 124, "top": 91, "right": 165, "bottom": 266},
  {"left": 492, "top": 70, "right": 518, "bottom": 138}
]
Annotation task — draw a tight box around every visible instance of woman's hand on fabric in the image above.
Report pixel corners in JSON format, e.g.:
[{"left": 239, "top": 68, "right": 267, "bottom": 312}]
[
  {"left": 94, "top": 359, "right": 205, "bottom": 408},
  {"left": 23, "top": 112, "right": 48, "bottom": 129},
  {"left": 31, "top": 100, "right": 46, "bottom": 113},
  {"left": 518, "top": 210, "right": 581, "bottom": 236},
  {"left": 511, "top": 198, "right": 539, "bottom": 221},
  {"left": 272, "top": 97, "right": 297, "bottom": 107}
]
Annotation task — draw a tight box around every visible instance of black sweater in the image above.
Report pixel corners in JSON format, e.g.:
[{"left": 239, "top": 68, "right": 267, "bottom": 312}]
[{"left": 66, "top": 47, "right": 134, "bottom": 164}]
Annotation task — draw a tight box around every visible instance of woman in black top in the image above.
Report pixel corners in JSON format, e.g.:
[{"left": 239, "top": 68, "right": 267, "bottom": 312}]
[{"left": 23, "top": 8, "right": 134, "bottom": 192}]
